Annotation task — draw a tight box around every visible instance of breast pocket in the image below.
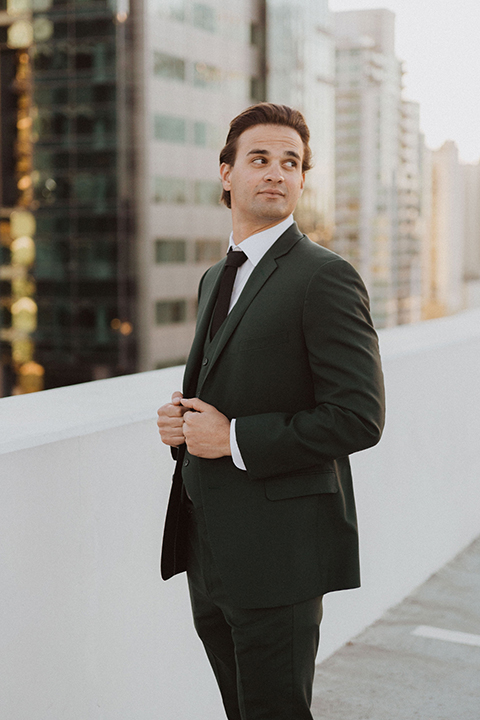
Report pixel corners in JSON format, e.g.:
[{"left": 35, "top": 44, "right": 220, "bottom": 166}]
[{"left": 264, "top": 469, "right": 338, "bottom": 501}]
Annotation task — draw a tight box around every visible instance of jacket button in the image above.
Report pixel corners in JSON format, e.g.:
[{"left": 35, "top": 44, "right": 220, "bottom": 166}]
[
  {"left": 202, "top": 357, "right": 208, "bottom": 366},
  {"left": 183, "top": 458, "right": 190, "bottom": 467}
]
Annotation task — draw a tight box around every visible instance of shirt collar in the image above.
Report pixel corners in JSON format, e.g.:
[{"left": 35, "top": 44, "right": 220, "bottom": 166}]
[{"left": 227, "top": 215, "right": 294, "bottom": 266}]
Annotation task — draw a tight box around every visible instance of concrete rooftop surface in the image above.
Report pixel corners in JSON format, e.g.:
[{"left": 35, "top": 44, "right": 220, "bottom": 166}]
[{"left": 312, "top": 534, "right": 480, "bottom": 719}]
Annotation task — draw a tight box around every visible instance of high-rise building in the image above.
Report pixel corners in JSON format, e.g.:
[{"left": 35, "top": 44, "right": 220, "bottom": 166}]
[
  {"left": 426, "top": 141, "right": 465, "bottom": 317},
  {"left": 0, "top": 0, "right": 137, "bottom": 395},
  {"left": 462, "top": 161, "right": 480, "bottom": 309},
  {"left": 135, "top": 0, "right": 261, "bottom": 372},
  {"left": 333, "top": 9, "right": 424, "bottom": 328},
  {"left": 396, "top": 99, "right": 422, "bottom": 324},
  {"left": 266, "top": 0, "right": 335, "bottom": 244},
  {"left": 418, "top": 141, "right": 433, "bottom": 318}
]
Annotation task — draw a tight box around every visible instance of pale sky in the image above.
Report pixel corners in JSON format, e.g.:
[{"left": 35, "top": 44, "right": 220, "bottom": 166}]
[{"left": 329, "top": 0, "right": 480, "bottom": 164}]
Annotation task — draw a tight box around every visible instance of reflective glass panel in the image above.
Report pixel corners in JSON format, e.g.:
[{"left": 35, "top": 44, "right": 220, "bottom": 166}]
[
  {"left": 153, "top": 115, "right": 186, "bottom": 143},
  {"left": 153, "top": 51, "right": 185, "bottom": 81},
  {"left": 153, "top": 177, "right": 187, "bottom": 203}
]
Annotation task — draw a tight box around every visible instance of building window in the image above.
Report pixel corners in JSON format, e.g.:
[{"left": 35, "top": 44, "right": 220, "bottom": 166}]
[
  {"left": 77, "top": 239, "right": 116, "bottom": 279},
  {"left": 195, "top": 239, "right": 223, "bottom": 263},
  {"left": 194, "top": 180, "right": 221, "bottom": 205},
  {"left": 153, "top": 177, "right": 187, "bottom": 203},
  {"left": 153, "top": 115, "right": 186, "bottom": 143},
  {"left": 193, "top": 121, "right": 207, "bottom": 146},
  {"left": 250, "top": 76, "right": 264, "bottom": 102},
  {"left": 250, "top": 22, "right": 262, "bottom": 46},
  {"left": 163, "top": 0, "right": 186, "bottom": 21},
  {"left": 34, "top": 238, "right": 68, "bottom": 280},
  {"left": 193, "top": 62, "right": 220, "bottom": 89},
  {"left": 155, "top": 300, "right": 187, "bottom": 325},
  {"left": 193, "top": 3, "right": 216, "bottom": 32},
  {"left": 153, "top": 51, "right": 185, "bottom": 81},
  {"left": 193, "top": 120, "right": 220, "bottom": 148},
  {"left": 155, "top": 239, "right": 187, "bottom": 263}
]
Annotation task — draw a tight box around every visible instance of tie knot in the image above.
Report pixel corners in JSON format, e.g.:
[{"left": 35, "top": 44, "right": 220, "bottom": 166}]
[{"left": 225, "top": 249, "right": 248, "bottom": 269}]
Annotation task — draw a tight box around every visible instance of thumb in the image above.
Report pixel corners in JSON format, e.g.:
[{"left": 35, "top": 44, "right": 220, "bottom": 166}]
[
  {"left": 180, "top": 397, "right": 212, "bottom": 413},
  {"left": 171, "top": 391, "right": 184, "bottom": 405}
]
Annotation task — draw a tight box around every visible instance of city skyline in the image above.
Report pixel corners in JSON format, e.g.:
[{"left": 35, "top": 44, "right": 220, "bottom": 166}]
[{"left": 329, "top": 0, "right": 480, "bottom": 163}]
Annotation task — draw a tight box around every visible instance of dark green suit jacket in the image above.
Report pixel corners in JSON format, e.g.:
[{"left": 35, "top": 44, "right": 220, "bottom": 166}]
[{"left": 161, "top": 223, "right": 385, "bottom": 608}]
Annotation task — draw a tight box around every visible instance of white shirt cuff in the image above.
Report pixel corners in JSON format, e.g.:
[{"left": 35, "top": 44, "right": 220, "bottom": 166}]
[{"left": 230, "top": 419, "right": 247, "bottom": 471}]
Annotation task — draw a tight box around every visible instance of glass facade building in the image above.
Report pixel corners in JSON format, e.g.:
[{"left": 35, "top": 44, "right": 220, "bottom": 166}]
[
  {"left": 333, "top": 9, "right": 424, "bottom": 328},
  {"left": 30, "top": 0, "right": 137, "bottom": 388},
  {"left": 266, "top": 0, "right": 335, "bottom": 243},
  {"left": 0, "top": 0, "right": 137, "bottom": 394}
]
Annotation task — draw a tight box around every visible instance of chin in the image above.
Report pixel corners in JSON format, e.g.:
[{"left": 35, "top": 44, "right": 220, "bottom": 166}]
[{"left": 254, "top": 200, "right": 288, "bottom": 217}]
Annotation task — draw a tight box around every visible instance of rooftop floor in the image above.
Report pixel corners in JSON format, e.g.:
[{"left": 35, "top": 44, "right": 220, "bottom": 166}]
[{"left": 312, "top": 534, "right": 480, "bottom": 719}]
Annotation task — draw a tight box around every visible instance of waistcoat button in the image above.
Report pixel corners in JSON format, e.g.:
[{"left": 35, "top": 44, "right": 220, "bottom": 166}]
[
  {"left": 202, "top": 357, "right": 209, "bottom": 366},
  {"left": 183, "top": 458, "right": 190, "bottom": 467}
]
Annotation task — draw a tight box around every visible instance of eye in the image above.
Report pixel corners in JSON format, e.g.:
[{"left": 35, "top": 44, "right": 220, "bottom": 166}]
[
  {"left": 284, "top": 160, "right": 297, "bottom": 168},
  {"left": 252, "top": 157, "right": 267, "bottom": 165}
]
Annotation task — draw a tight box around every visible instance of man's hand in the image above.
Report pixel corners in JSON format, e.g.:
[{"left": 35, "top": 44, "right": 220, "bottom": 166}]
[
  {"left": 181, "top": 398, "right": 231, "bottom": 458},
  {"left": 157, "top": 391, "right": 187, "bottom": 447}
]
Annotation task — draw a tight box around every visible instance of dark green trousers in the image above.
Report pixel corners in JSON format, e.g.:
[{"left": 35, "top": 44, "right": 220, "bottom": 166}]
[{"left": 186, "top": 500, "right": 323, "bottom": 720}]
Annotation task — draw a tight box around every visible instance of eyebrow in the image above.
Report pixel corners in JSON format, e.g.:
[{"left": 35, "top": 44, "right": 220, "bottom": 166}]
[{"left": 246, "top": 149, "right": 302, "bottom": 161}]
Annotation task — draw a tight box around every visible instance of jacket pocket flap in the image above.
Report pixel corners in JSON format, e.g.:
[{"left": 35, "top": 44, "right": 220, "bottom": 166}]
[{"left": 265, "top": 471, "right": 338, "bottom": 500}]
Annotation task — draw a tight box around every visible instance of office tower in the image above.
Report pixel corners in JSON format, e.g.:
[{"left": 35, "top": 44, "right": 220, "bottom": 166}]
[
  {"left": 0, "top": 0, "right": 137, "bottom": 394},
  {"left": 334, "top": 9, "right": 423, "bottom": 328},
  {"left": 266, "top": 0, "right": 335, "bottom": 244},
  {"left": 0, "top": 4, "right": 37, "bottom": 394},
  {"left": 396, "top": 99, "right": 422, "bottom": 324},
  {"left": 426, "top": 141, "right": 465, "bottom": 317},
  {"left": 418, "top": 141, "right": 434, "bottom": 318},
  {"left": 135, "top": 0, "right": 263, "bottom": 372},
  {"left": 462, "top": 161, "right": 480, "bottom": 309}
]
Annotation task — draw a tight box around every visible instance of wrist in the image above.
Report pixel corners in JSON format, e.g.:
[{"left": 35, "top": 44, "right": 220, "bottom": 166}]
[{"left": 223, "top": 424, "right": 232, "bottom": 456}]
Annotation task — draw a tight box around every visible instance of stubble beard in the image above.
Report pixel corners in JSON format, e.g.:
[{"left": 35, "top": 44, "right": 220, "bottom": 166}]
[{"left": 250, "top": 194, "right": 290, "bottom": 223}]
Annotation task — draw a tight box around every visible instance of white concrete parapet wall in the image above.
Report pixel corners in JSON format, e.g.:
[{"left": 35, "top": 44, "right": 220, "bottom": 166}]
[{"left": 1, "top": 308, "right": 480, "bottom": 719}]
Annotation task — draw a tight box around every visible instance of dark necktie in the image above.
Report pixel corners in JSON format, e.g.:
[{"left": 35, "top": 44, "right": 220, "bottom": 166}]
[{"left": 210, "top": 248, "right": 248, "bottom": 339}]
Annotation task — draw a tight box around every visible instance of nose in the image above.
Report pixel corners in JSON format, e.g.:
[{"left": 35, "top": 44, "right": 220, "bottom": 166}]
[{"left": 264, "top": 163, "right": 284, "bottom": 182}]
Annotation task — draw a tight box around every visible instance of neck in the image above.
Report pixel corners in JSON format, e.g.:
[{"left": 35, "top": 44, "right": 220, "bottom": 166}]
[{"left": 231, "top": 213, "right": 291, "bottom": 245}]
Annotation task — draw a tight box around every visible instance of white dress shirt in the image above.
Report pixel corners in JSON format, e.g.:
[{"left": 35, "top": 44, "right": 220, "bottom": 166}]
[{"left": 226, "top": 215, "right": 295, "bottom": 470}]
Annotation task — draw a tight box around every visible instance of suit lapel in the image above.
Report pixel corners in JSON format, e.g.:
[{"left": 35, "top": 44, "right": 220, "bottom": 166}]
[
  {"left": 196, "top": 223, "right": 304, "bottom": 395},
  {"left": 183, "top": 262, "right": 224, "bottom": 397}
]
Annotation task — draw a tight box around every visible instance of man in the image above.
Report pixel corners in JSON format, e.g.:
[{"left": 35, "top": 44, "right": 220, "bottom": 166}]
[{"left": 157, "top": 103, "right": 385, "bottom": 720}]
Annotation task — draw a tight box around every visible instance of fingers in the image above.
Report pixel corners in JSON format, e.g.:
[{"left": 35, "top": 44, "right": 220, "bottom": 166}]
[
  {"left": 156, "top": 395, "right": 218, "bottom": 450},
  {"left": 157, "top": 414, "right": 184, "bottom": 429},
  {"left": 157, "top": 417, "right": 185, "bottom": 446},
  {"left": 180, "top": 397, "right": 212, "bottom": 413},
  {"left": 157, "top": 395, "right": 187, "bottom": 447},
  {"left": 183, "top": 410, "right": 198, "bottom": 425},
  {"left": 157, "top": 402, "right": 185, "bottom": 419}
]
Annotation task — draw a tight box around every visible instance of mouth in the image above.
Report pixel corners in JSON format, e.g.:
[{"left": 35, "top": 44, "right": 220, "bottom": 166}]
[{"left": 258, "top": 190, "right": 285, "bottom": 197}]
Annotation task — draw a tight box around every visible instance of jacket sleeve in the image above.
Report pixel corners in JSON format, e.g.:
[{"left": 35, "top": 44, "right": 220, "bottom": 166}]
[{"left": 234, "top": 257, "right": 385, "bottom": 480}]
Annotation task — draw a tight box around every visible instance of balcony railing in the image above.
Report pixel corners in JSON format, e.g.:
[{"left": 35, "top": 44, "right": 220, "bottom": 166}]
[{"left": 1, "top": 308, "right": 480, "bottom": 719}]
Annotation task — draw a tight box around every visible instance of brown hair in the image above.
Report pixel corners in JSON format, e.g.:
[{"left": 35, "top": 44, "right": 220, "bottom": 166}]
[{"left": 219, "top": 103, "right": 313, "bottom": 208}]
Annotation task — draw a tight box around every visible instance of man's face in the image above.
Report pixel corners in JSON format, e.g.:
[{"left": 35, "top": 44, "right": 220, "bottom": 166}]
[{"left": 220, "top": 124, "right": 306, "bottom": 228}]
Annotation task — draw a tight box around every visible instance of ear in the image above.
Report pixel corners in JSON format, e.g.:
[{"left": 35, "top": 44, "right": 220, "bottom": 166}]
[
  {"left": 300, "top": 172, "right": 306, "bottom": 192},
  {"left": 220, "top": 163, "right": 232, "bottom": 190}
]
